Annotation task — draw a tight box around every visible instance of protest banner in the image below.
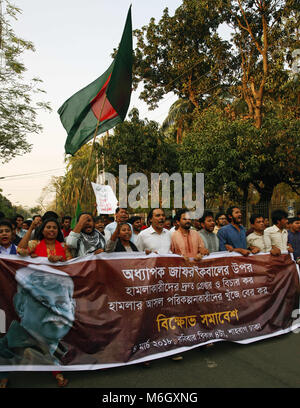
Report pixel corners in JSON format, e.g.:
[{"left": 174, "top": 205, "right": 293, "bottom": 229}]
[{"left": 0, "top": 252, "right": 299, "bottom": 371}]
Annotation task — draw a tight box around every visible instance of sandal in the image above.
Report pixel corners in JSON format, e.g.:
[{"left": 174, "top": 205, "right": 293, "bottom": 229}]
[
  {"left": 171, "top": 355, "right": 183, "bottom": 361},
  {"left": 0, "top": 378, "right": 8, "bottom": 389},
  {"left": 55, "top": 373, "right": 68, "bottom": 387}
]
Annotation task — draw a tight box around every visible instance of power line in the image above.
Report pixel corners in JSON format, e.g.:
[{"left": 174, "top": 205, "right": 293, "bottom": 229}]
[{"left": 0, "top": 167, "right": 65, "bottom": 180}]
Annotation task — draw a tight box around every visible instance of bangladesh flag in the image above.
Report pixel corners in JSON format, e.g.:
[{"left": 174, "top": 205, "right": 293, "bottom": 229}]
[
  {"left": 71, "top": 199, "right": 82, "bottom": 229},
  {"left": 58, "top": 7, "right": 133, "bottom": 156}
]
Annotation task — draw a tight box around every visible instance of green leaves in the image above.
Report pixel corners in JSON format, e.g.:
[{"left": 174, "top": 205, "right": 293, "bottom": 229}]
[
  {"left": 0, "top": 0, "right": 50, "bottom": 163},
  {"left": 179, "top": 106, "right": 300, "bottom": 203},
  {"left": 101, "top": 108, "right": 178, "bottom": 177},
  {"left": 133, "top": 0, "right": 234, "bottom": 110}
]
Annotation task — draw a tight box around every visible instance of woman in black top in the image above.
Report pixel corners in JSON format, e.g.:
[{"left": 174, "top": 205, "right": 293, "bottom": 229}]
[{"left": 106, "top": 222, "right": 138, "bottom": 252}]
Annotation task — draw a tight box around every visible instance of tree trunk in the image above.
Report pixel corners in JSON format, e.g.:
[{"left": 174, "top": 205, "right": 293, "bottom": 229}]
[
  {"left": 254, "top": 186, "right": 274, "bottom": 220},
  {"left": 254, "top": 104, "right": 262, "bottom": 129},
  {"left": 241, "top": 184, "right": 249, "bottom": 227}
]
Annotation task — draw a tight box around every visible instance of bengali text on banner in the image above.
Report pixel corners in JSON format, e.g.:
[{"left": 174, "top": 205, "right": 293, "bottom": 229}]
[{"left": 0, "top": 251, "right": 299, "bottom": 371}]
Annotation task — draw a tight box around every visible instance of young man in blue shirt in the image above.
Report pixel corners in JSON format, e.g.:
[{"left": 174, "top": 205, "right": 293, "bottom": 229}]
[
  {"left": 217, "top": 206, "right": 251, "bottom": 256},
  {"left": 288, "top": 217, "right": 300, "bottom": 262}
]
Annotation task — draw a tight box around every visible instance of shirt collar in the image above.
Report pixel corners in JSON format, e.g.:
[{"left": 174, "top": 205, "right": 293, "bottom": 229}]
[
  {"left": 272, "top": 225, "right": 287, "bottom": 233},
  {"left": 228, "top": 223, "right": 245, "bottom": 232},
  {"left": 0, "top": 244, "right": 12, "bottom": 253},
  {"left": 200, "top": 229, "right": 213, "bottom": 235},
  {"left": 253, "top": 231, "right": 264, "bottom": 236},
  {"left": 149, "top": 226, "right": 167, "bottom": 235}
]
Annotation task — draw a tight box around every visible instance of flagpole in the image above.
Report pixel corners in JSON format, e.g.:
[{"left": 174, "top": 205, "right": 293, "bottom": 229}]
[{"left": 80, "top": 94, "right": 107, "bottom": 204}]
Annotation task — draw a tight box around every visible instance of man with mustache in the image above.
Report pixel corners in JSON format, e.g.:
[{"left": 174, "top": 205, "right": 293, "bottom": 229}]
[
  {"left": 136, "top": 208, "right": 172, "bottom": 254},
  {"left": 0, "top": 267, "right": 75, "bottom": 366},
  {"left": 171, "top": 209, "right": 207, "bottom": 260},
  {"left": 199, "top": 211, "right": 220, "bottom": 253},
  {"left": 217, "top": 206, "right": 251, "bottom": 256},
  {"left": 264, "top": 209, "right": 292, "bottom": 255}
]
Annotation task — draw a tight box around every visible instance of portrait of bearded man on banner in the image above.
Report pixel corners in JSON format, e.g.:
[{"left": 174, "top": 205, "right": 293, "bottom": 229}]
[{"left": 0, "top": 266, "right": 76, "bottom": 366}]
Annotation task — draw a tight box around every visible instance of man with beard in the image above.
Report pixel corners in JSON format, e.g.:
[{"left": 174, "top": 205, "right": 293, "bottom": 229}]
[
  {"left": 213, "top": 212, "right": 228, "bottom": 234},
  {"left": 66, "top": 213, "right": 106, "bottom": 257},
  {"left": 128, "top": 216, "right": 142, "bottom": 245},
  {"left": 199, "top": 211, "right": 220, "bottom": 253},
  {"left": 171, "top": 209, "right": 207, "bottom": 260},
  {"left": 217, "top": 206, "right": 250, "bottom": 256}
]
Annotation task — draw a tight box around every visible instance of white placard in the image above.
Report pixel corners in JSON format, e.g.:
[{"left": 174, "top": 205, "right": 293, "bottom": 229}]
[{"left": 91, "top": 182, "right": 118, "bottom": 214}]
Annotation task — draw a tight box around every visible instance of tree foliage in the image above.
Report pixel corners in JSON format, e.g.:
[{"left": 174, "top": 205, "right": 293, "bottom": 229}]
[
  {"left": 221, "top": 0, "right": 300, "bottom": 128},
  {"left": 101, "top": 108, "right": 178, "bottom": 177},
  {"left": 0, "top": 0, "right": 51, "bottom": 163},
  {"left": 49, "top": 0, "right": 299, "bottom": 212},
  {"left": 134, "top": 0, "right": 234, "bottom": 110},
  {"left": 0, "top": 189, "right": 41, "bottom": 219},
  {"left": 180, "top": 106, "right": 300, "bottom": 210}
]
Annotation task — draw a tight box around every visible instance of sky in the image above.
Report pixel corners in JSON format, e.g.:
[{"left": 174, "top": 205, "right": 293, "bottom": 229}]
[{"left": 0, "top": 0, "right": 230, "bottom": 210}]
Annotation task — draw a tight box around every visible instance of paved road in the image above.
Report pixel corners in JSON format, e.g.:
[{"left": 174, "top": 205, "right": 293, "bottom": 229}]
[{"left": 4, "top": 331, "right": 300, "bottom": 388}]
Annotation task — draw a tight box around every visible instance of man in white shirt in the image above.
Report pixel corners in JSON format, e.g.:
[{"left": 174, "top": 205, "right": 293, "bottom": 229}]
[
  {"left": 104, "top": 208, "right": 133, "bottom": 242},
  {"left": 136, "top": 208, "right": 171, "bottom": 254},
  {"left": 247, "top": 214, "right": 269, "bottom": 253},
  {"left": 264, "top": 210, "right": 293, "bottom": 254},
  {"left": 136, "top": 208, "right": 182, "bottom": 362}
]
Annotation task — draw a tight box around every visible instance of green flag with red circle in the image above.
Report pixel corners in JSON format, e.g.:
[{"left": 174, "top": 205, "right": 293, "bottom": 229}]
[{"left": 58, "top": 7, "right": 133, "bottom": 156}]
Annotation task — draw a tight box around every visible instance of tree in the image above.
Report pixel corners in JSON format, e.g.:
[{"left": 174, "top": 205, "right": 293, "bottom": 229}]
[
  {"left": 0, "top": 189, "right": 13, "bottom": 217},
  {"left": 101, "top": 108, "right": 178, "bottom": 177},
  {"left": 44, "top": 143, "right": 99, "bottom": 216},
  {"left": 222, "top": 0, "right": 299, "bottom": 128},
  {"left": 180, "top": 107, "right": 256, "bottom": 205},
  {"left": 161, "top": 98, "right": 194, "bottom": 144},
  {"left": 134, "top": 0, "right": 234, "bottom": 110},
  {"left": 0, "top": 189, "right": 39, "bottom": 218},
  {"left": 180, "top": 106, "right": 300, "bottom": 213},
  {"left": 0, "top": 0, "right": 50, "bottom": 163}
]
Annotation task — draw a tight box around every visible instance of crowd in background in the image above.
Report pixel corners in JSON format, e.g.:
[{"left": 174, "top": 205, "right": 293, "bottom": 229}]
[{"left": 0, "top": 205, "right": 299, "bottom": 263}]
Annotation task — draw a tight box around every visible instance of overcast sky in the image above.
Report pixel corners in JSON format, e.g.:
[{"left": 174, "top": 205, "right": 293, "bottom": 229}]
[{"left": 0, "top": 0, "right": 230, "bottom": 210}]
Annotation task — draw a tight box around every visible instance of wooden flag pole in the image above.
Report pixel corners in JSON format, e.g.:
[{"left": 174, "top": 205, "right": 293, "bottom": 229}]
[{"left": 79, "top": 94, "right": 107, "bottom": 204}]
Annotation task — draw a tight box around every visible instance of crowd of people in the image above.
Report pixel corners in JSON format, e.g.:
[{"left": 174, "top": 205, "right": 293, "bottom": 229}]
[
  {"left": 1, "top": 206, "right": 299, "bottom": 262},
  {"left": 0, "top": 205, "right": 300, "bottom": 387}
]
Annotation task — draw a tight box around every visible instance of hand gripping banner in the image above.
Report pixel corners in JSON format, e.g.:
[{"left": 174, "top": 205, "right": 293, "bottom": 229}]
[{"left": 0, "top": 252, "right": 299, "bottom": 371}]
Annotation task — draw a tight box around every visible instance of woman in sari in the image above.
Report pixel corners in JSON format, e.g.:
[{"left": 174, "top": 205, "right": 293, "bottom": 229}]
[{"left": 18, "top": 217, "right": 72, "bottom": 261}]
